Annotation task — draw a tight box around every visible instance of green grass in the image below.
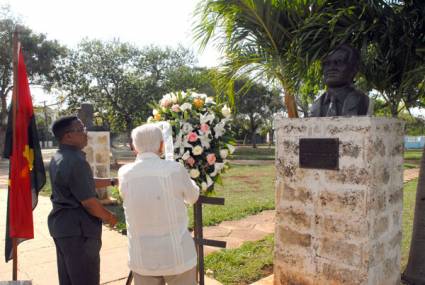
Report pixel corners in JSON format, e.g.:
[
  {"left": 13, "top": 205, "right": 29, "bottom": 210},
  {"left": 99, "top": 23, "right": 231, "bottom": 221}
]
[
  {"left": 404, "top": 163, "right": 418, "bottom": 169},
  {"left": 187, "top": 164, "right": 275, "bottom": 228},
  {"left": 205, "top": 235, "right": 274, "bottom": 285},
  {"left": 404, "top": 149, "right": 423, "bottom": 162},
  {"left": 402, "top": 179, "right": 417, "bottom": 270},
  {"left": 231, "top": 146, "right": 275, "bottom": 160}
]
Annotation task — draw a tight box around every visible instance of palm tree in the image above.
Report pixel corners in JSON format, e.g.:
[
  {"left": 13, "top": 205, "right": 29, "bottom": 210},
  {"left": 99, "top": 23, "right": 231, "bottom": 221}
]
[{"left": 193, "top": 0, "right": 322, "bottom": 118}]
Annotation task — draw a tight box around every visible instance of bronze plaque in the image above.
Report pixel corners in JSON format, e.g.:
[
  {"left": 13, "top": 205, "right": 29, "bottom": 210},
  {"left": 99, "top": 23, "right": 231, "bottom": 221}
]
[{"left": 299, "top": 138, "right": 339, "bottom": 170}]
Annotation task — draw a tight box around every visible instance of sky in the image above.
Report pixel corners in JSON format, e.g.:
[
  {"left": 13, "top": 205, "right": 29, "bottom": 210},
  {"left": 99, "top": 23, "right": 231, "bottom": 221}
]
[{"left": 1, "top": 0, "right": 222, "bottom": 105}]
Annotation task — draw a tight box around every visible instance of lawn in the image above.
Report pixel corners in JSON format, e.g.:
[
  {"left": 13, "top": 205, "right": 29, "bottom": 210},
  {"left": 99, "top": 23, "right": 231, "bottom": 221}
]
[
  {"left": 404, "top": 149, "right": 423, "bottom": 167},
  {"left": 205, "top": 235, "right": 274, "bottom": 285},
  {"left": 402, "top": 179, "right": 417, "bottom": 269},
  {"left": 231, "top": 145, "right": 275, "bottom": 161}
]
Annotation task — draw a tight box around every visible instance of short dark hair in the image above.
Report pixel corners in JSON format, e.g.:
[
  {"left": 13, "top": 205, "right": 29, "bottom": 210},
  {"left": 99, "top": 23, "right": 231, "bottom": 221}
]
[
  {"left": 51, "top": 116, "right": 79, "bottom": 140},
  {"left": 327, "top": 44, "right": 361, "bottom": 73}
]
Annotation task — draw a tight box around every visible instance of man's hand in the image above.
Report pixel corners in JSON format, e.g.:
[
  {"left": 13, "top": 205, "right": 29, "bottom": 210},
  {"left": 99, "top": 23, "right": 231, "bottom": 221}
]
[
  {"left": 81, "top": 197, "right": 118, "bottom": 227},
  {"left": 106, "top": 212, "right": 118, "bottom": 227},
  {"left": 94, "top": 177, "right": 119, "bottom": 189}
]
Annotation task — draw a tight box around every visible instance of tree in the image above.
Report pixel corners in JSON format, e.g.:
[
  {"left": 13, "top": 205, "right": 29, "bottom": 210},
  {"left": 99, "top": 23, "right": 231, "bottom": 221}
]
[
  {"left": 163, "top": 66, "right": 216, "bottom": 96},
  {"left": 233, "top": 79, "right": 283, "bottom": 148},
  {"left": 193, "top": 0, "right": 320, "bottom": 118},
  {"left": 0, "top": 6, "right": 66, "bottom": 155},
  {"left": 57, "top": 40, "right": 199, "bottom": 136}
]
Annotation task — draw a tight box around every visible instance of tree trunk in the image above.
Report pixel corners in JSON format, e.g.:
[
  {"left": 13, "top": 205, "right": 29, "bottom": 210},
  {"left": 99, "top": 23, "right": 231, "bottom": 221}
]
[
  {"left": 402, "top": 144, "right": 425, "bottom": 284},
  {"left": 0, "top": 93, "right": 7, "bottom": 157},
  {"left": 243, "top": 134, "right": 247, "bottom": 145},
  {"left": 249, "top": 115, "right": 257, "bottom": 148},
  {"left": 251, "top": 131, "right": 257, "bottom": 148},
  {"left": 269, "top": 130, "right": 274, "bottom": 147},
  {"left": 278, "top": 78, "right": 298, "bottom": 118}
]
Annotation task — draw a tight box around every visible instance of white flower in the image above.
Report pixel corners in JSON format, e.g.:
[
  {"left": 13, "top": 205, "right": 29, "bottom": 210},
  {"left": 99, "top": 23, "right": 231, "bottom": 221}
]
[
  {"left": 182, "top": 151, "right": 191, "bottom": 160},
  {"left": 181, "top": 123, "right": 193, "bottom": 134},
  {"left": 180, "top": 91, "right": 188, "bottom": 98},
  {"left": 214, "top": 121, "right": 226, "bottom": 138},
  {"left": 226, "top": 144, "right": 236, "bottom": 154},
  {"left": 205, "top": 97, "right": 215, "bottom": 104},
  {"left": 220, "top": 149, "right": 228, "bottom": 159},
  {"left": 180, "top": 103, "right": 192, "bottom": 111},
  {"left": 190, "top": 169, "right": 200, "bottom": 178},
  {"left": 206, "top": 175, "right": 214, "bottom": 187},
  {"left": 147, "top": 116, "right": 154, "bottom": 123},
  {"left": 152, "top": 109, "right": 159, "bottom": 115},
  {"left": 193, "top": 145, "right": 203, "bottom": 155},
  {"left": 162, "top": 93, "right": 172, "bottom": 100},
  {"left": 191, "top": 92, "right": 207, "bottom": 99},
  {"left": 199, "top": 134, "right": 211, "bottom": 149},
  {"left": 175, "top": 133, "right": 192, "bottom": 155},
  {"left": 200, "top": 112, "right": 215, "bottom": 124},
  {"left": 171, "top": 93, "right": 178, "bottom": 103},
  {"left": 201, "top": 182, "right": 208, "bottom": 191},
  {"left": 210, "top": 162, "right": 225, "bottom": 177},
  {"left": 221, "top": 105, "right": 231, "bottom": 118}
]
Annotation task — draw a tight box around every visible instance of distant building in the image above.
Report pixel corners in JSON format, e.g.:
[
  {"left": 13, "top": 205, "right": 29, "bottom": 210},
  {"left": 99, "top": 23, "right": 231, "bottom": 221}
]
[{"left": 404, "top": 136, "right": 425, "bottom": 149}]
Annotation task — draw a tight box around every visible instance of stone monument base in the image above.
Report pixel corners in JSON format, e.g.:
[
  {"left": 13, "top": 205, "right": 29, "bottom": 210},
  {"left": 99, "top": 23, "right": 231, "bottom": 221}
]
[{"left": 273, "top": 116, "right": 404, "bottom": 285}]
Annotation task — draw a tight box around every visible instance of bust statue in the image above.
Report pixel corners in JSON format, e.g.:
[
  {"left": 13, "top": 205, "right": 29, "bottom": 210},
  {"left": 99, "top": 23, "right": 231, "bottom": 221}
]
[
  {"left": 310, "top": 44, "right": 371, "bottom": 117},
  {"left": 77, "top": 103, "right": 94, "bottom": 130}
]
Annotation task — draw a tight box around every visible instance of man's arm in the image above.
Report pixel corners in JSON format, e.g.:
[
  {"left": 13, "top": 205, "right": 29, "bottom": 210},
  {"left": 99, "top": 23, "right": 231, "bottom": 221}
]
[
  {"left": 81, "top": 198, "right": 118, "bottom": 227},
  {"left": 94, "top": 177, "right": 118, "bottom": 189}
]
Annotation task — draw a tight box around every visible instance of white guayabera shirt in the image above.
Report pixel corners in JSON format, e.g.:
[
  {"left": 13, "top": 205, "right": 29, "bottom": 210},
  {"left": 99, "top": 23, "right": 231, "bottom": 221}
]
[{"left": 118, "top": 152, "right": 199, "bottom": 276}]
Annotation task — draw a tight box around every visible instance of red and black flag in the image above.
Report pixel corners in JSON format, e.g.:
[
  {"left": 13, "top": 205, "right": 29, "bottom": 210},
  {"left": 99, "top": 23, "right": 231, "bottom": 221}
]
[{"left": 3, "top": 43, "right": 46, "bottom": 262}]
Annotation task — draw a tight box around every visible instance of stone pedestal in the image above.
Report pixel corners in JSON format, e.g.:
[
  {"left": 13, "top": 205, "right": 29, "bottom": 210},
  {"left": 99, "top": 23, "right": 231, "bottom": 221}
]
[
  {"left": 273, "top": 116, "right": 404, "bottom": 285},
  {"left": 83, "top": 132, "right": 112, "bottom": 201}
]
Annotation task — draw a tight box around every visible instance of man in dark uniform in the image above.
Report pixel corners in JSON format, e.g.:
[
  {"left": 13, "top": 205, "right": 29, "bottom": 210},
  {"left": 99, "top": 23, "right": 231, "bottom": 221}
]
[
  {"left": 310, "top": 44, "right": 371, "bottom": 117},
  {"left": 48, "top": 116, "right": 118, "bottom": 285}
]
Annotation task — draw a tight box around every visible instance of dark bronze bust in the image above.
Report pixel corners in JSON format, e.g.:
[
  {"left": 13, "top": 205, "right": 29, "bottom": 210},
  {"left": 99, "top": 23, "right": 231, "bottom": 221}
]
[{"left": 310, "top": 44, "right": 370, "bottom": 117}]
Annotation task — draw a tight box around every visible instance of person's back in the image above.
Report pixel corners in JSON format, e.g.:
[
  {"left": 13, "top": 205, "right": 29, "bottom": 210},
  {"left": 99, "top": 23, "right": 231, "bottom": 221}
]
[{"left": 118, "top": 124, "right": 199, "bottom": 285}]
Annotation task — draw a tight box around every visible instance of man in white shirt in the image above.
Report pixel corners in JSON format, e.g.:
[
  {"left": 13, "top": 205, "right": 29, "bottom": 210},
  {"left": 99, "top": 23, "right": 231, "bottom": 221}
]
[{"left": 118, "top": 124, "right": 199, "bottom": 285}]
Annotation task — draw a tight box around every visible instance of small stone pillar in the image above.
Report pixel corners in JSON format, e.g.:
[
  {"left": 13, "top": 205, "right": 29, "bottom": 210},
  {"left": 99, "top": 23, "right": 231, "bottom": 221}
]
[
  {"left": 84, "top": 132, "right": 111, "bottom": 200},
  {"left": 78, "top": 103, "right": 114, "bottom": 203},
  {"left": 274, "top": 116, "right": 404, "bottom": 285}
]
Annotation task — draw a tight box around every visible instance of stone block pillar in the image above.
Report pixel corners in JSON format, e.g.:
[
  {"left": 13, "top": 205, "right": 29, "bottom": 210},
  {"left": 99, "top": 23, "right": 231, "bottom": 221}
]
[
  {"left": 274, "top": 116, "right": 404, "bottom": 285},
  {"left": 84, "top": 131, "right": 111, "bottom": 200}
]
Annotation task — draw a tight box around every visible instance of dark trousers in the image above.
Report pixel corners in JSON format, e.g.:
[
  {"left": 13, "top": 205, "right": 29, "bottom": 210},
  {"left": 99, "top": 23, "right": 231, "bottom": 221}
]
[{"left": 53, "top": 236, "right": 102, "bottom": 285}]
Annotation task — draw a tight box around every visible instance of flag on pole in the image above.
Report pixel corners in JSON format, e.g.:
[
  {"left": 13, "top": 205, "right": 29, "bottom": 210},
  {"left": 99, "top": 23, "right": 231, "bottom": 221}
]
[{"left": 3, "top": 44, "right": 46, "bottom": 262}]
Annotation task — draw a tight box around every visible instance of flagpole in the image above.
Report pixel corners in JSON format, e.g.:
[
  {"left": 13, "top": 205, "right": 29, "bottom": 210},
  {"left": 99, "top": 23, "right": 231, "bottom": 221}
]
[{"left": 11, "top": 28, "right": 20, "bottom": 282}]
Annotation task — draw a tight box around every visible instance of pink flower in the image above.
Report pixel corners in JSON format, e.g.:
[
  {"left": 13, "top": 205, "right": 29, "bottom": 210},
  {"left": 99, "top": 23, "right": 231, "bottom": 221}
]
[
  {"left": 171, "top": 104, "right": 181, "bottom": 112},
  {"left": 186, "top": 157, "right": 195, "bottom": 167},
  {"left": 187, "top": 132, "right": 198, "bottom": 142},
  {"left": 207, "top": 153, "right": 216, "bottom": 165},
  {"left": 200, "top": 123, "right": 209, "bottom": 133},
  {"left": 160, "top": 98, "right": 172, "bottom": 108}
]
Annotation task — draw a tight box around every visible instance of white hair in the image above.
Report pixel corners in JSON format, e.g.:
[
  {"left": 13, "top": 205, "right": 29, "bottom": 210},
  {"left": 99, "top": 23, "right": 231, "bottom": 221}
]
[{"left": 131, "top": 124, "right": 163, "bottom": 153}]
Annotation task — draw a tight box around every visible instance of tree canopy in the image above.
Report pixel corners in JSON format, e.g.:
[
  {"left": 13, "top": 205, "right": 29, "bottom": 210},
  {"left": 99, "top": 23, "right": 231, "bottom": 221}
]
[{"left": 57, "top": 40, "right": 215, "bottom": 134}]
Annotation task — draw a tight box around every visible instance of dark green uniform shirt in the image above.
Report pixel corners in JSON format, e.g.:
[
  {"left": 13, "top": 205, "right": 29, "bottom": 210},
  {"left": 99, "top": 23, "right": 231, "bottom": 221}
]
[{"left": 47, "top": 144, "right": 102, "bottom": 238}]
